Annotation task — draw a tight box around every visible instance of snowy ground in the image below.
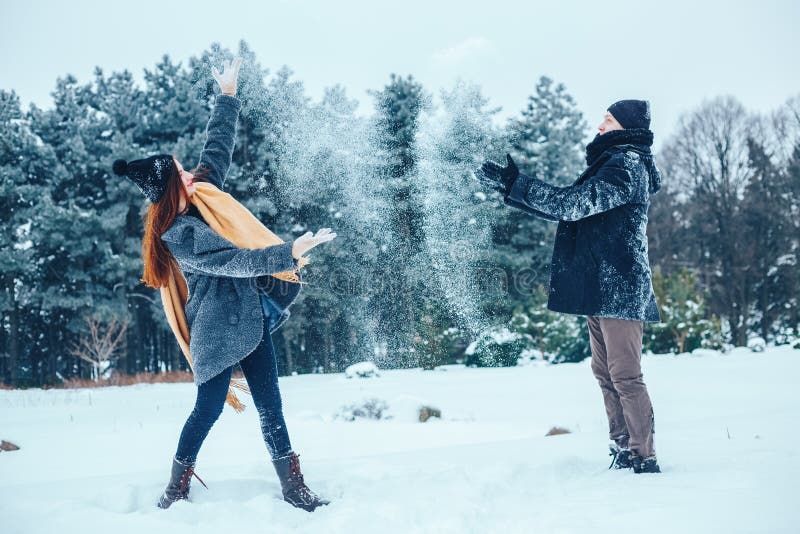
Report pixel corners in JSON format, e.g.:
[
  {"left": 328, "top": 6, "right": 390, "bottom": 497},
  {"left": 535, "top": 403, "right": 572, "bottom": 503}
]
[{"left": 2, "top": 346, "right": 798, "bottom": 534}]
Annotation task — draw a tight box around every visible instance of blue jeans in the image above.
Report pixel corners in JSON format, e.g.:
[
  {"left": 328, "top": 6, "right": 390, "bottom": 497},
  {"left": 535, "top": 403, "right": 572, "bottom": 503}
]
[{"left": 175, "top": 294, "right": 292, "bottom": 462}]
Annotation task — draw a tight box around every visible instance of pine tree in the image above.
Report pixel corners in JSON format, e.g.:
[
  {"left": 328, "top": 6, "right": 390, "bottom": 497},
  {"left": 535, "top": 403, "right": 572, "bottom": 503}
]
[
  {"left": 511, "top": 288, "right": 591, "bottom": 363},
  {"left": 645, "top": 266, "right": 721, "bottom": 354},
  {"left": 25, "top": 74, "right": 139, "bottom": 383},
  {"left": 0, "top": 90, "right": 61, "bottom": 385},
  {"left": 782, "top": 143, "right": 800, "bottom": 337},
  {"left": 369, "top": 74, "right": 427, "bottom": 367},
  {"left": 742, "top": 138, "right": 798, "bottom": 340},
  {"left": 496, "top": 77, "right": 588, "bottom": 311},
  {"left": 97, "top": 64, "right": 180, "bottom": 375},
  {"left": 507, "top": 76, "right": 588, "bottom": 186},
  {"left": 413, "top": 81, "right": 504, "bottom": 366}
]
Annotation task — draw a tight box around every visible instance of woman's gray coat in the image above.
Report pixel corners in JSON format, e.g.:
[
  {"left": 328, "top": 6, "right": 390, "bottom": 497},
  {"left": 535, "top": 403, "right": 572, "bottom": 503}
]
[{"left": 160, "top": 94, "right": 303, "bottom": 385}]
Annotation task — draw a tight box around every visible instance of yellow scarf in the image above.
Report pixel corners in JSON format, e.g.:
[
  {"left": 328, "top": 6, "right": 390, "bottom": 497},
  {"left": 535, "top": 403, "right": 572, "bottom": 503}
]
[{"left": 159, "top": 181, "right": 308, "bottom": 412}]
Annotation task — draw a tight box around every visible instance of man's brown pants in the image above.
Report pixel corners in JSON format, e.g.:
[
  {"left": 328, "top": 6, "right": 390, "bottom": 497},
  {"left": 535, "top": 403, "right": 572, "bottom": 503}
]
[{"left": 587, "top": 316, "right": 656, "bottom": 458}]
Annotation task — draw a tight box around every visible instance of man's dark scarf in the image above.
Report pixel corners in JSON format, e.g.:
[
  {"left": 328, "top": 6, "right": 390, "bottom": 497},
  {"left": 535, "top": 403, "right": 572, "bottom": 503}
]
[{"left": 585, "top": 128, "right": 654, "bottom": 166}]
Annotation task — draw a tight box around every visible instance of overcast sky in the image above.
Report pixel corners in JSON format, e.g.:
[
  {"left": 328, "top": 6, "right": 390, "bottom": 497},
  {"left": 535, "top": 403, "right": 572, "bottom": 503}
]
[{"left": 3, "top": 0, "right": 798, "bottom": 147}]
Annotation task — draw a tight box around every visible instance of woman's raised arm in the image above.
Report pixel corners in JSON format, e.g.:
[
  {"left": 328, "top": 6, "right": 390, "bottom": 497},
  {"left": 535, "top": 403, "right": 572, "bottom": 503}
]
[{"left": 195, "top": 58, "right": 243, "bottom": 190}]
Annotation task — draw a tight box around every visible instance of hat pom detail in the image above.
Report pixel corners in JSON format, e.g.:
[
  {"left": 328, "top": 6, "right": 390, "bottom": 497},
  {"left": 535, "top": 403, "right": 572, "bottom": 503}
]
[{"left": 112, "top": 159, "right": 128, "bottom": 176}]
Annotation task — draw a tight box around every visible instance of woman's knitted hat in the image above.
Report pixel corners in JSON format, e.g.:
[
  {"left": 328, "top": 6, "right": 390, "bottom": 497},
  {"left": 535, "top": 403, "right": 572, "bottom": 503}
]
[{"left": 112, "top": 154, "right": 174, "bottom": 203}]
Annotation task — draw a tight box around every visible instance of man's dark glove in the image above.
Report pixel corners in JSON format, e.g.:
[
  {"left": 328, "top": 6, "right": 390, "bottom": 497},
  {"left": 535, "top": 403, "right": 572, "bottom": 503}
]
[{"left": 474, "top": 154, "right": 520, "bottom": 194}]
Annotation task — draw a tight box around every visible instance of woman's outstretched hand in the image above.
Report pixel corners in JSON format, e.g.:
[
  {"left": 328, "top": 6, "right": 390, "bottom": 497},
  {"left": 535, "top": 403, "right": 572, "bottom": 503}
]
[
  {"left": 292, "top": 228, "right": 337, "bottom": 260},
  {"left": 211, "top": 57, "right": 242, "bottom": 96}
]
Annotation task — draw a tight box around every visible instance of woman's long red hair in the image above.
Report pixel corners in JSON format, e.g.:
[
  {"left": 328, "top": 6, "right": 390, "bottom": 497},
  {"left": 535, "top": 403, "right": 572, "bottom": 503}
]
[{"left": 140, "top": 158, "right": 208, "bottom": 289}]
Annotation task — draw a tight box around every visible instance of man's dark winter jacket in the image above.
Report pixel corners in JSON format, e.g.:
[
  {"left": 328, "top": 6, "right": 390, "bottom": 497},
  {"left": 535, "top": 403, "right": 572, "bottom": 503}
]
[
  {"left": 503, "top": 132, "right": 663, "bottom": 323},
  {"left": 160, "top": 94, "right": 302, "bottom": 385}
]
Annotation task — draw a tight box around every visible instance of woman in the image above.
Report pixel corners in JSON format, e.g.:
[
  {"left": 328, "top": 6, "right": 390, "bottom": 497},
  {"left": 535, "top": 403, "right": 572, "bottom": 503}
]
[{"left": 112, "top": 58, "right": 335, "bottom": 511}]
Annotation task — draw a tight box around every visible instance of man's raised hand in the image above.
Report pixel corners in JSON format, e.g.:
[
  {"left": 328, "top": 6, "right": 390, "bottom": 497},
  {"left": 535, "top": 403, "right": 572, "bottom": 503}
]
[{"left": 474, "top": 153, "right": 520, "bottom": 194}]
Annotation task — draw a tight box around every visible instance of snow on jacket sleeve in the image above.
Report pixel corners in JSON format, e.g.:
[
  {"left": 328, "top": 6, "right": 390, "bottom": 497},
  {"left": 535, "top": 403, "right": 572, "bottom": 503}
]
[
  {"left": 164, "top": 223, "right": 297, "bottom": 278},
  {"left": 502, "top": 193, "right": 560, "bottom": 221},
  {"left": 505, "top": 152, "right": 635, "bottom": 222},
  {"left": 195, "top": 93, "right": 242, "bottom": 190}
]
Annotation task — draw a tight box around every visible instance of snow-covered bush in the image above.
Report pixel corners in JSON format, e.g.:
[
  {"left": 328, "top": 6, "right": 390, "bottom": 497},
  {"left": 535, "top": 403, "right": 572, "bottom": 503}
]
[
  {"left": 345, "top": 361, "right": 381, "bottom": 379},
  {"left": 465, "top": 327, "right": 533, "bottom": 367},
  {"left": 747, "top": 336, "right": 766, "bottom": 352},
  {"left": 773, "top": 327, "right": 799, "bottom": 348},
  {"left": 645, "top": 267, "right": 725, "bottom": 354},
  {"left": 335, "top": 398, "right": 390, "bottom": 421},
  {"left": 511, "top": 308, "right": 591, "bottom": 364}
]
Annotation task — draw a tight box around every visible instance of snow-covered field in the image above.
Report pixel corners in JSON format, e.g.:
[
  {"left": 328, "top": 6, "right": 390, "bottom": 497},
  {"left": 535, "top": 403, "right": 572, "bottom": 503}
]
[{"left": 2, "top": 346, "right": 798, "bottom": 534}]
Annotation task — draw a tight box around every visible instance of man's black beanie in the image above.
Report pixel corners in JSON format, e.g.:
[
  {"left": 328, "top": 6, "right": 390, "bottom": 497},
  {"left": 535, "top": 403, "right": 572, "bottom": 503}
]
[
  {"left": 112, "top": 154, "right": 174, "bottom": 203},
  {"left": 607, "top": 100, "right": 651, "bottom": 130}
]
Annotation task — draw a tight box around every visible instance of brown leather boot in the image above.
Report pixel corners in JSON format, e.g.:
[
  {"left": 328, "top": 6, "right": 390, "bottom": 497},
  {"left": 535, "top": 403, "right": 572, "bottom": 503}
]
[
  {"left": 157, "top": 457, "right": 208, "bottom": 509},
  {"left": 272, "top": 452, "right": 330, "bottom": 512}
]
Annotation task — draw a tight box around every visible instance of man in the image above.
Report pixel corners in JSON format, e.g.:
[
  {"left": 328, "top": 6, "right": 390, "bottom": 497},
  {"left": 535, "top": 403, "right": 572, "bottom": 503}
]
[{"left": 475, "top": 100, "right": 663, "bottom": 473}]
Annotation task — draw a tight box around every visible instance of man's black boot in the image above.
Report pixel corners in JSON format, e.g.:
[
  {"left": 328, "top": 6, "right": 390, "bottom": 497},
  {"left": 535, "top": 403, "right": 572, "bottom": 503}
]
[
  {"left": 608, "top": 444, "right": 634, "bottom": 469},
  {"left": 631, "top": 454, "right": 662, "bottom": 474}
]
